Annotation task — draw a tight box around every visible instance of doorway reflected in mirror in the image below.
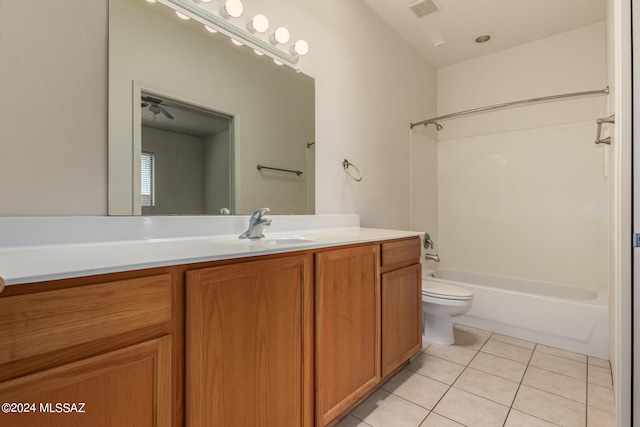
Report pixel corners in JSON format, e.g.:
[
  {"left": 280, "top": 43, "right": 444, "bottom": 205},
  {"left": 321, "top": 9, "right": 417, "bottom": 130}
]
[{"left": 141, "top": 92, "right": 232, "bottom": 215}]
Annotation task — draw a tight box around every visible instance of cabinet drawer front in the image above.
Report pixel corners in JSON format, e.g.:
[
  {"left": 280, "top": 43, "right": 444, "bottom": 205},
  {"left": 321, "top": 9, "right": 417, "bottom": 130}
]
[
  {"left": 381, "top": 237, "right": 421, "bottom": 267},
  {"left": 0, "top": 274, "right": 172, "bottom": 364}
]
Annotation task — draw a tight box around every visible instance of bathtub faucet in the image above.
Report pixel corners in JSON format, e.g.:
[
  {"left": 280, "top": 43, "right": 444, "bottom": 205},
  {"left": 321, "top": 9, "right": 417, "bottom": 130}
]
[
  {"left": 425, "top": 253, "right": 440, "bottom": 262},
  {"left": 423, "top": 233, "right": 435, "bottom": 249}
]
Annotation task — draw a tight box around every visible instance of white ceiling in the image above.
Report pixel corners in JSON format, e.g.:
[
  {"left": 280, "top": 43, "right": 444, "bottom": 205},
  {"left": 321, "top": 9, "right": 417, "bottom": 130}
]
[
  {"left": 362, "top": 0, "right": 606, "bottom": 68},
  {"left": 141, "top": 97, "right": 230, "bottom": 138}
]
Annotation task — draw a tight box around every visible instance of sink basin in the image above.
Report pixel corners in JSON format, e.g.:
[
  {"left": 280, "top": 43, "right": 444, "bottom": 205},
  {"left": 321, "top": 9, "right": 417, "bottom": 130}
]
[
  {"left": 258, "top": 237, "right": 315, "bottom": 245},
  {"left": 234, "top": 236, "right": 319, "bottom": 246}
]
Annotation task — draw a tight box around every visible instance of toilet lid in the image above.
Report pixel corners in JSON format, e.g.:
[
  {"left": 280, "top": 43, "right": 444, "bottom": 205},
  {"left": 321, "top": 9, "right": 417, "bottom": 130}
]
[{"left": 422, "top": 281, "right": 473, "bottom": 301}]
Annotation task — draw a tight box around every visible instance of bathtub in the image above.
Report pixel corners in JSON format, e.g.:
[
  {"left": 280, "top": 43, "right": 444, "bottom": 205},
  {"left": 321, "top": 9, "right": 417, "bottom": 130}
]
[{"left": 424, "top": 269, "right": 609, "bottom": 359}]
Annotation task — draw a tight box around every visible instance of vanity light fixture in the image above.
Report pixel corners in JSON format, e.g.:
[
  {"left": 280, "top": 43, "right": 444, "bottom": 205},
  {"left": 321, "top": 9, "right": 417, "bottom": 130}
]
[
  {"left": 247, "top": 14, "right": 269, "bottom": 34},
  {"left": 175, "top": 11, "right": 190, "bottom": 20},
  {"left": 231, "top": 38, "right": 243, "bottom": 46},
  {"left": 221, "top": 0, "right": 243, "bottom": 19},
  {"left": 253, "top": 49, "right": 264, "bottom": 56},
  {"left": 270, "top": 27, "right": 290, "bottom": 45},
  {"left": 290, "top": 40, "right": 309, "bottom": 56},
  {"left": 273, "top": 59, "right": 283, "bottom": 66},
  {"left": 153, "top": 0, "right": 307, "bottom": 69},
  {"left": 146, "top": 0, "right": 157, "bottom": 3}
]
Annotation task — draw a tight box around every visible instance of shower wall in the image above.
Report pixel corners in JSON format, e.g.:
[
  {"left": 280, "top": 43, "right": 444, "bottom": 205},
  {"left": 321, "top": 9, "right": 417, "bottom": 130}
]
[{"left": 433, "top": 22, "right": 608, "bottom": 290}]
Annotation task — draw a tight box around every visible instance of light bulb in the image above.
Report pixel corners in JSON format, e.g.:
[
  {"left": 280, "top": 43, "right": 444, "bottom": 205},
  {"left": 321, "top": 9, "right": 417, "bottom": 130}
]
[
  {"left": 205, "top": 25, "right": 218, "bottom": 33},
  {"left": 247, "top": 14, "right": 269, "bottom": 33},
  {"left": 253, "top": 49, "right": 264, "bottom": 56},
  {"left": 290, "top": 40, "right": 309, "bottom": 56},
  {"left": 146, "top": 0, "right": 156, "bottom": 3},
  {"left": 270, "top": 27, "right": 290, "bottom": 45},
  {"left": 231, "top": 39, "right": 243, "bottom": 46},
  {"left": 222, "top": 0, "right": 243, "bottom": 18},
  {"left": 200, "top": 0, "right": 213, "bottom": 2},
  {"left": 175, "top": 11, "right": 190, "bottom": 20},
  {"left": 273, "top": 59, "right": 283, "bottom": 66}
]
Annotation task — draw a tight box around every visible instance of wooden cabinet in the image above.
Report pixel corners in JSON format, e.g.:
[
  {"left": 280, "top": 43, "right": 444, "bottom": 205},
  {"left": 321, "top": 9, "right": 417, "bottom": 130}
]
[
  {"left": 0, "top": 271, "right": 176, "bottom": 427},
  {"left": 381, "top": 264, "right": 422, "bottom": 377},
  {"left": 0, "top": 337, "right": 171, "bottom": 427},
  {"left": 315, "top": 245, "right": 381, "bottom": 426},
  {"left": 316, "top": 238, "right": 422, "bottom": 426},
  {"left": 381, "top": 239, "right": 422, "bottom": 377},
  {"left": 185, "top": 255, "right": 313, "bottom": 427},
  {"left": 0, "top": 235, "right": 421, "bottom": 427}
]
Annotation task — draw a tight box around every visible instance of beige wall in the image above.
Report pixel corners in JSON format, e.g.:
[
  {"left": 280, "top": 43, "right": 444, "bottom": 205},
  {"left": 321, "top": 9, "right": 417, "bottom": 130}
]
[
  {"left": 0, "top": 2, "right": 108, "bottom": 216},
  {"left": 0, "top": 0, "right": 437, "bottom": 229}
]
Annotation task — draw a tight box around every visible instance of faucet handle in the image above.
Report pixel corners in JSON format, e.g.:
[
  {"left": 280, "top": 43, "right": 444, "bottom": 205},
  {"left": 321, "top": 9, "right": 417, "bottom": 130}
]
[
  {"left": 424, "top": 233, "right": 434, "bottom": 249},
  {"left": 251, "top": 207, "right": 270, "bottom": 220}
]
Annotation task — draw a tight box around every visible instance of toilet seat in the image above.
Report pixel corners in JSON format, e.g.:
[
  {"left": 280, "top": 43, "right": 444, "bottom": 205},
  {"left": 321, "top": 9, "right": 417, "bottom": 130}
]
[{"left": 422, "top": 281, "right": 473, "bottom": 301}]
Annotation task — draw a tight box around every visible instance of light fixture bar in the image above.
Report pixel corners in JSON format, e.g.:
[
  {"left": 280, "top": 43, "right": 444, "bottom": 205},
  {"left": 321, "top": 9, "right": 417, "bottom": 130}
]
[{"left": 155, "top": 0, "right": 300, "bottom": 68}]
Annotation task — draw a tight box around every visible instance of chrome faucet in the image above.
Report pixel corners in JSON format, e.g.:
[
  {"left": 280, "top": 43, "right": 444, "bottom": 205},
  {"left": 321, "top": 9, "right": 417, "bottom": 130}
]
[
  {"left": 423, "top": 233, "right": 434, "bottom": 249},
  {"left": 424, "top": 253, "right": 440, "bottom": 262},
  {"left": 239, "top": 208, "right": 272, "bottom": 239}
]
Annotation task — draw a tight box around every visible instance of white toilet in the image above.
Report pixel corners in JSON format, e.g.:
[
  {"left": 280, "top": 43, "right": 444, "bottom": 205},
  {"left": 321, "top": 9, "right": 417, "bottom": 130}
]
[{"left": 422, "top": 280, "right": 473, "bottom": 345}]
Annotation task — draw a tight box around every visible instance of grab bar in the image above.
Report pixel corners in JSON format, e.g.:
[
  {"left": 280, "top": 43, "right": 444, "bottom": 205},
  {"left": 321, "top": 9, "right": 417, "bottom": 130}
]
[
  {"left": 595, "top": 114, "right": 614, "bottom": 145},
  {"left": 257, "top": 165, "right": 303, "bottom": 176}
]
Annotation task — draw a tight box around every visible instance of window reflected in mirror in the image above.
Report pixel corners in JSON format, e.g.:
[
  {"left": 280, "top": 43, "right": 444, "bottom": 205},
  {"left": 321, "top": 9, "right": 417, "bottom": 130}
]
[{"left": 141, "top": 152, "right": 155, "bottom": 208}]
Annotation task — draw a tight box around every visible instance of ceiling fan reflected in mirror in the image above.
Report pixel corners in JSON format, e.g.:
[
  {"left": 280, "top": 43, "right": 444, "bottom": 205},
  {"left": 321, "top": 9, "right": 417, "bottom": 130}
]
[{"left": 141, "top": 95, "right": 174, "bottom": 120}]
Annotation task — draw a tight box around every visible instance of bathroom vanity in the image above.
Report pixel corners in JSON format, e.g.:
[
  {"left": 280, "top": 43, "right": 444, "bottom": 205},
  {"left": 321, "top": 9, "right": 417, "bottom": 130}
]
[{"left": 0, "top": 216, "right": 421, "bottom": 427}]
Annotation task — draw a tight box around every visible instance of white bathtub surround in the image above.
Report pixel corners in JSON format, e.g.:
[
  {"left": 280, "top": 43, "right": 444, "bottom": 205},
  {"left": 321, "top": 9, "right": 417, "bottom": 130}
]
[
  {"left": 424, "top": 269, "right": 609, "bottom": 359},
  {"left": 434, "top": 21, "right": 608, "bottom": 295},
  {"left": 0, "top": 214, "right": 421, "bottom": 286},
  {"left": 437, "top": 121, "right": 608, "bottom": 291}
]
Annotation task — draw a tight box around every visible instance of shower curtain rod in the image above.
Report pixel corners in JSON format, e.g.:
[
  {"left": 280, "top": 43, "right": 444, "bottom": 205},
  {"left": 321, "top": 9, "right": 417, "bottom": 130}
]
[{"left": 410, "top": 87, "right": 609, "bottom": 129}]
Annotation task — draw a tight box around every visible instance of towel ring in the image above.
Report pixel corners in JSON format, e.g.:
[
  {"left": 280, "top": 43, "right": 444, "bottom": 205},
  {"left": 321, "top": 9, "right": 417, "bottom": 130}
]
[{"left": 343, "top": 159, "right": 362, "bottom": 182}]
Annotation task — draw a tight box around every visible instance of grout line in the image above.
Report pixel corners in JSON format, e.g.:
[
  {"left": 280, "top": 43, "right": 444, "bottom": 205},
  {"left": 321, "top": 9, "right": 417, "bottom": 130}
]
[
  {"left": 417, "top": 332, "right": 495, "bottom": 423},
  {"left": 502, "top": 342, "right": 538, "bottom": 427},
  {"left": 585, "top": 357, "right": 590, "bottom": 427},
  {"left": 355, "top": 326, "right": 604, "bottom": 427}
]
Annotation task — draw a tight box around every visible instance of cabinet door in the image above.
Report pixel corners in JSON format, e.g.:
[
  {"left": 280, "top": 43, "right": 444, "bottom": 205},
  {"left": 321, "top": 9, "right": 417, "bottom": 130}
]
[
  {"left": 186, "top": 255, "right": 313, "bottom": 427},
  {"left": 381, "top": 264, "right": 422, "bottom": 377},
  {"left": 0, "top": 336, "right": 171, "bottom": 427},
  {"left": 315, "top": 245, "right": 380, "bottom": 426}
]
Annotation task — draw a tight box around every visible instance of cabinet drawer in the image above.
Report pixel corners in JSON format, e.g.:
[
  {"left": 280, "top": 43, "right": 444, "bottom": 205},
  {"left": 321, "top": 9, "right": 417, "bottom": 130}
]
[
  {"left": 0, "top": 274, "right": 172, "bottom": 365},
  {"left": 381, "top": 237, "right": 421, "bottom": 267}
]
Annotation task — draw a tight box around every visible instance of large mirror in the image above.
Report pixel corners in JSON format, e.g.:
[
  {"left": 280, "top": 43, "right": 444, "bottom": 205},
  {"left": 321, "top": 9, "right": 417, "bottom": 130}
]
[{"left": 108, "top": 0, "right": 315, "bottom": 215}]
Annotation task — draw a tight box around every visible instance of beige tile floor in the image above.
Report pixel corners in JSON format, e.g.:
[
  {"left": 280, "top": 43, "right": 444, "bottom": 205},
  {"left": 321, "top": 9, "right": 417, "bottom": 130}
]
[{"left": 335, "top": 324, "right": 615, "bottom": 427}]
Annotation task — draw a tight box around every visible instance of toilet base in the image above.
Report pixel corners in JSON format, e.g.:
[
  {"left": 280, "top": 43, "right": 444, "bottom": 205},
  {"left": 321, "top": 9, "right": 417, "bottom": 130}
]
[{"left": 422, "top": 312, "right": 455, "bottom": 345}]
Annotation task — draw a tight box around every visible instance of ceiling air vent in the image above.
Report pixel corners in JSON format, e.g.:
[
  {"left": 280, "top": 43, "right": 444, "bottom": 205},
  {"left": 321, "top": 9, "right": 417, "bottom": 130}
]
[{"left": 409, "top": 0, "right": 442, "bottom": 18}]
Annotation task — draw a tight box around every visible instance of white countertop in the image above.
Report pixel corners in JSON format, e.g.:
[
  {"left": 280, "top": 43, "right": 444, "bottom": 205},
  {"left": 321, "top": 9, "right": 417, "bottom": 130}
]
[{"left": 0, "top": 215, "right": 421, "bottom": 286}]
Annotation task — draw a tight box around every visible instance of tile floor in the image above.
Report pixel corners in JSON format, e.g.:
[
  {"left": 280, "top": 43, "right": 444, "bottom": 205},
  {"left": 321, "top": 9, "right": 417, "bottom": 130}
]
[{"left": 335, "top": 324, "right": 615, "bottom": 427}]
